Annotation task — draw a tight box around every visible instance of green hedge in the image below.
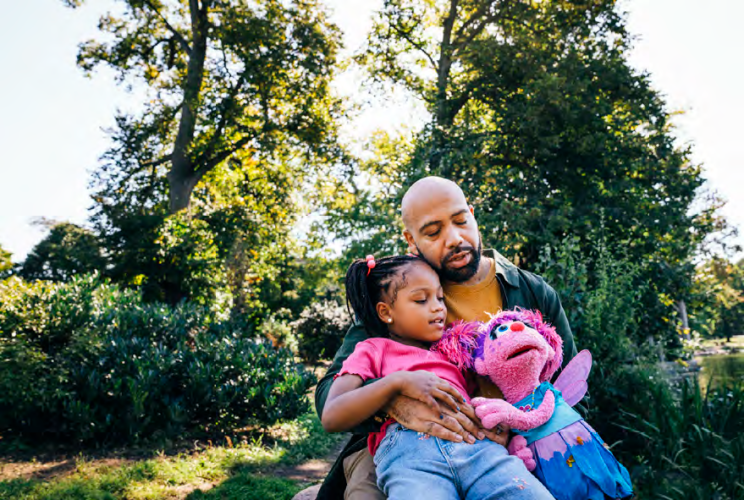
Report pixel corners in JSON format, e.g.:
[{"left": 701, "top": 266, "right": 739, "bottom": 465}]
[
  {"left": 0, "top": 275, "right": 314, "bottom": 445},
  {"left": 292, "top": 300, "right": 350, "bottom": 363}
]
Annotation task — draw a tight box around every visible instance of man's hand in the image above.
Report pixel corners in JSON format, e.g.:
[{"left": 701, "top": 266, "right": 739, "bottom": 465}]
[
  {"left": 461, "top": 402, "right": 510, "bottom": 447},
  {"left": 384, "top": 393, "right": 511, "bottom": 446}
]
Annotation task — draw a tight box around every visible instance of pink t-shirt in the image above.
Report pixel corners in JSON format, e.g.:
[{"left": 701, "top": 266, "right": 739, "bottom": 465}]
[{"left": 337, "top": 337, "right": 474, "bottom": 455}]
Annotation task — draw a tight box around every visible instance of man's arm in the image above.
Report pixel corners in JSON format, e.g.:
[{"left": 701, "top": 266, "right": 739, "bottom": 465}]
[{"left": 538, "top": 279, "right": 578, "bottom": 366}]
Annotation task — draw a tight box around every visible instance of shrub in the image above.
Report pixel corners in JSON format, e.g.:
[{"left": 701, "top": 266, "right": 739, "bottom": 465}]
[
  {"left": 0, "top": 275, "right": 314, "bottom": 445},
  {"left": 536, "top": 237, "right": 744, "bottom": 498},
  {"left": 292, "top": 300, "right": 351, "bottom": 362},
  {"left": 259, "top": 309, "right": 298, "bottom": 353}
]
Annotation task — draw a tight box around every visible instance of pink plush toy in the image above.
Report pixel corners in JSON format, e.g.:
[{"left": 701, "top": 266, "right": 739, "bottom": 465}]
[{"left": 433, "top": 309, "right": 633, "bottom": 500}]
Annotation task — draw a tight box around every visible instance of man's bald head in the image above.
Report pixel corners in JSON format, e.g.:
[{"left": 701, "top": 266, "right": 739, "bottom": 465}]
[
  {"left": 400, "top": 177, "right": 484, "bottom": 284},
  {"left": 401, "top": 176, "right": 468, "bottom": 231}
]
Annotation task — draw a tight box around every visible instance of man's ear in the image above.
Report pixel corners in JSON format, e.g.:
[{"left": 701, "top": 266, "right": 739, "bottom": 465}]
[
  {"left": 376, "top": 302, "right": 393, "bottom": 324},
  {"left": 403, "top": 229, "right": 418, "bottom": 255}
]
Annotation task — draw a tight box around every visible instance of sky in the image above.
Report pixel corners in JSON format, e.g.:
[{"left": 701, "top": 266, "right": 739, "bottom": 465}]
[{"left": 1, "top": 0, "right": 742, "bottom": 263}]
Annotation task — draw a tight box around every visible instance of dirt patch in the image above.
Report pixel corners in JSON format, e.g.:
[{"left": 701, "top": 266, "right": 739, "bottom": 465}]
[
  {"left": 270, "top": 437, "right": 345, "bottom": 483},
  {"left": 0, "top": 456, "right": 135, "bottom": 482}
]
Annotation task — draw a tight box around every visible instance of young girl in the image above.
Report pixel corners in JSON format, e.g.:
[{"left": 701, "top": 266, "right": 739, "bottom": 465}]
[{"left": 322, "top": 254, "right": 554, "bottom": 500}]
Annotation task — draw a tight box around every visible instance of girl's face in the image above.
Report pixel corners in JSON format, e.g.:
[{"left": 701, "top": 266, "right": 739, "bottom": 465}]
[{"left": 376, "top": 261, "right": 447, "bottom": 347}]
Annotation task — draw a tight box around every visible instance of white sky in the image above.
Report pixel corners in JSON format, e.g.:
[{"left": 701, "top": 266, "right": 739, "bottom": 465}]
[{"left": 1, "top": 0, "right": 742, "bottom": 262}]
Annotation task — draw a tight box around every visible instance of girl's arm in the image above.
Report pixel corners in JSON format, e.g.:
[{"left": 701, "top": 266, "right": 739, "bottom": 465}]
[{"left": 321, "top": 371, "right": 466, "bottom": 433}]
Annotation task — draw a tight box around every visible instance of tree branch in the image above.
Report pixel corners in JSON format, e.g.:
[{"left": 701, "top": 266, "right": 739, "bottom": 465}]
[
  {"left": 140, "top": 154, "right": 173, "bottom": 169},
  {"left": 390, "top": 23, "right": 438, "bottom": 71},
  {"left": 202, "top": 135, "right": 254, "bottom": 173},
  {"left": 452, "top": 1, "right": 494, "bottom": 46},
  {"left": 196, "top": 76, "right": 247, "bottom": 166},
  {"left": 142, "top": 0, "right": 192, "bottom": 55}
]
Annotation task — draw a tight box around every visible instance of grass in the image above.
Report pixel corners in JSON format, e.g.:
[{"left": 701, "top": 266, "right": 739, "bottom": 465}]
[
  {"left": 619, "top": 379, "right": 744, "bottom": 500},
  {"left": 699, "top": 334, "right": 744, "bottom": 352},
  {"left": 0, "top": 412, "right": 344, "bottom": 500}
]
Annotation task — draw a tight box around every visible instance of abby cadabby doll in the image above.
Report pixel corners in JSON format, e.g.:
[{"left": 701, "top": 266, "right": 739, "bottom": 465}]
[{"left": 434, "top": 309, "right": 633, "bottom": 500}]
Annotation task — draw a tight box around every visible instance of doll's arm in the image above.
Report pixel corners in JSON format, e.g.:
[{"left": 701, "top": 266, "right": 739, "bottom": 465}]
[{"left": 472, "top": 390, "right": 555, "bottom": 431}]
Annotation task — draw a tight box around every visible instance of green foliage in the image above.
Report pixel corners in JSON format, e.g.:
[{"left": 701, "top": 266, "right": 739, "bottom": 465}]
[
  {"left": 259, "top": 309, "right": 297, "bottom": 353},
  {"left": 0, "top": 244, "right": 12, "bottom": 279},
  {"left": 332, "top": 0, "right": 730, "bottom": 353},
  {"left": 151, "top": 212, "right": 231, "bottom": 309},
  {"left": 688, "top": 257, "right": 744, "bottom": 341},
  {"left": 0, "top": 275, "right": 313, "bottom": 445},
  {"left": 19, "top": 221, "right": 107, "bottom": 282},
  {"left": 0, "top": 411, "right": 343, "bottom": 500},
  {"left": 292, "top": 300, "right": 351, "bottom": 363},
  {"left": 623, "top": 381, "right": 744, "bottom": 500},
  {"left": 536, "top": 237, "right": 744, "bottom": 497}
]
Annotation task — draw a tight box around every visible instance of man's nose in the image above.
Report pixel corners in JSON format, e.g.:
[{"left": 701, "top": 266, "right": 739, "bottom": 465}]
[{"left": 444, "top": 226, "right": 464, "bottom": 248}]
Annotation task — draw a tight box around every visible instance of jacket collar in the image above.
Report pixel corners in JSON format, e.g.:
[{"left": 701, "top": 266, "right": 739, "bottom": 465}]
[{"left": 483, "top": 248, "right": 520, "bottom": 288}]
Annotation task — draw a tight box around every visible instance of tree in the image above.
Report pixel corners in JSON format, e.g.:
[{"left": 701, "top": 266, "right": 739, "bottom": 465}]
[
  {"left": 0, "top": 244, "right": 12, "bottom": 279},
  {"left": 689, "top": 257, "right": 744, "bottom": 342},
  {"left": 332, "top": 0, "right": 730, "bottom": 345},
  {"left": 62, "top": 0, "right": 347, "bottom": 310},
  {"left": 64, "top": 0, "right": 342, "bottom": 213},
  {"left": 19, "top": 220, "right": 107, "bottom": 282}
]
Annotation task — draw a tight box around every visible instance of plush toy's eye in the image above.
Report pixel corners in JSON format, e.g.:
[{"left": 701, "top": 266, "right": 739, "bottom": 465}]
[
  {"left": 489, "top": 323, "right": 510, "bottom": 339},
  {"left": 523, "top": 322, "right": 535, "bottom": 330}
]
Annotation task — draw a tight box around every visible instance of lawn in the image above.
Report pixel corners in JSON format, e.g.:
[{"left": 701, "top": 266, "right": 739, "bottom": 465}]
[{"left": 0, "top": 412, "right": 343, "bottom": 500}]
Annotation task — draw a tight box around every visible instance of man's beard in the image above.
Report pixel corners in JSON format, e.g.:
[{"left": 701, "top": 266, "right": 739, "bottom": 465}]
[{"left": 417, "top": 239, "right": 482, "bottom": 283}]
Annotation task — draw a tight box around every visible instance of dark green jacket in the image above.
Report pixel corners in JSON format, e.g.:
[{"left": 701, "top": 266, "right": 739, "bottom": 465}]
[{"left": 315, "top": 249, "right": 577, "bottom": 499}]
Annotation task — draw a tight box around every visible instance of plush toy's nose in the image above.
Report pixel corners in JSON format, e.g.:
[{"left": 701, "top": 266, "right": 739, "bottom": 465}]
[{"left": 510, "top": 322, "right": 525, "bottom": 332}]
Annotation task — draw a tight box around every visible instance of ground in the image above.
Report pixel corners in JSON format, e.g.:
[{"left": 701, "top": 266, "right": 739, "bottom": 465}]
[{"left": 0, "top": 362, "right": 344, "bottom": 500}]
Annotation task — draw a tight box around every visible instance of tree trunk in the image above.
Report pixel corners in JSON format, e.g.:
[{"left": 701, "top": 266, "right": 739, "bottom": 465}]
[
  {"left": 168, "top": 0, "right": 209, "bottom": 213},
  {"left": 675, "top": 299, "right": 690, "bottom": 341},
  {"left": 429, "top": 0, "right": 459, "bottom": 174}
]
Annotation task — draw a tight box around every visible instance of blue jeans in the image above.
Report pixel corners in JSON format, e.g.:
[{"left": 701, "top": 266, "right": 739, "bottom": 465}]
[{"left": 374, "top": 423, "right": 555, "bottom": 500}]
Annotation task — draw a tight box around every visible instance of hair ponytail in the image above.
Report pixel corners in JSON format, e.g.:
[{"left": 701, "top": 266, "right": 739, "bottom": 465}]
[{"left": 344, "top": 254, "right": 421, "bottom": 337}]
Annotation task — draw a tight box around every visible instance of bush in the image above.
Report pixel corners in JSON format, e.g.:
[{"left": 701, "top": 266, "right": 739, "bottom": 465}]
[
  {"left": 292, "top": 301, "right": 351, "bottom": 362},
  {"left": 0, "top": 275, "right": 314, "bottom": 445},
  {"left": 259, "top": 309, "right": 298, "bottom": 353},
  {"left": 536, "top": 237, "right": 744, "bottom": 498},
  {"left": 624, "top": 380, "right": 744, "bottom": 499}
]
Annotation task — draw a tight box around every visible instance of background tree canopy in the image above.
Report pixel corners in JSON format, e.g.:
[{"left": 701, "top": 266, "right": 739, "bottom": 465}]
[
  {"left": 2, "top": 2, "right": 743, "bottom": 496},
  {"left": 328, "top": 0, "right": 736, "bottom": 352}
]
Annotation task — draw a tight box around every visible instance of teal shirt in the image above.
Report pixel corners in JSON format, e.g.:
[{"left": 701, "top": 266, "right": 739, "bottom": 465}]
[{"left": 512, "top": 381, "right": 583, "bottom": 445}]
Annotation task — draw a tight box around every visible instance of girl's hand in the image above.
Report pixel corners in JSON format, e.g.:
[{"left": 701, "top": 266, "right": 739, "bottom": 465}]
[{"left": 391, "top": 370, "right": 466, "bottom": 415}]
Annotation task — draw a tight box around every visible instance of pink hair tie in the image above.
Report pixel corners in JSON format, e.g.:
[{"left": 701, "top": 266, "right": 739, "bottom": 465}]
[{"left": 365, "top": 255, "right": 376, "bottom": 276}]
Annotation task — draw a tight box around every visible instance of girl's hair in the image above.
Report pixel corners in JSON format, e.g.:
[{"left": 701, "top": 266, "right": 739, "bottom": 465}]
[{"left": 345, "top": 254, "right": 423, "bottom": 337}]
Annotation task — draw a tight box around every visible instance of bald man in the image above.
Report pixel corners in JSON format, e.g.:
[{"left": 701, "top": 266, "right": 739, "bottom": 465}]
[{"left": 314, "top": 177, "right": 576, "bottom": 500}]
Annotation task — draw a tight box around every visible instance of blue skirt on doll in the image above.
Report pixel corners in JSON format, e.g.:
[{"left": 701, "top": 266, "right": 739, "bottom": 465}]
[{"left": 513, "top": 382, "right": 633, "bottom": 500}]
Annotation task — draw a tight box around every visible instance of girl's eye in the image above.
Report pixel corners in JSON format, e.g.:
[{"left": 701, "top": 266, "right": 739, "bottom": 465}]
[
  {"left": 414, "top": 299, "right": 427, "bottom": 304},
  {"left": 437, "top": 296, "right": 445, "bottom": 302}
]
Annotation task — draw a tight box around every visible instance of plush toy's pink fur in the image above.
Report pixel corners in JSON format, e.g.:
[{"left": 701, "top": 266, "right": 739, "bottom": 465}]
[
  {"left": 431, "top": 309, "right": 565, "bottom": 472},
  {"left": 476, "top": 308, "right": 563, "bottom": 384},
  {"left": 472, "top": 308, "right": 563, "bottom": 405},
  {"left": 430, "top": 320, "right": 481, "bottom": 370}
]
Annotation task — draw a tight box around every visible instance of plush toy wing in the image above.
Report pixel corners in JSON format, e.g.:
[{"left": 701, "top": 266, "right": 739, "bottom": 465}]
[{"left": 553, "top": 349, "right": 592, "bottom": 407}]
